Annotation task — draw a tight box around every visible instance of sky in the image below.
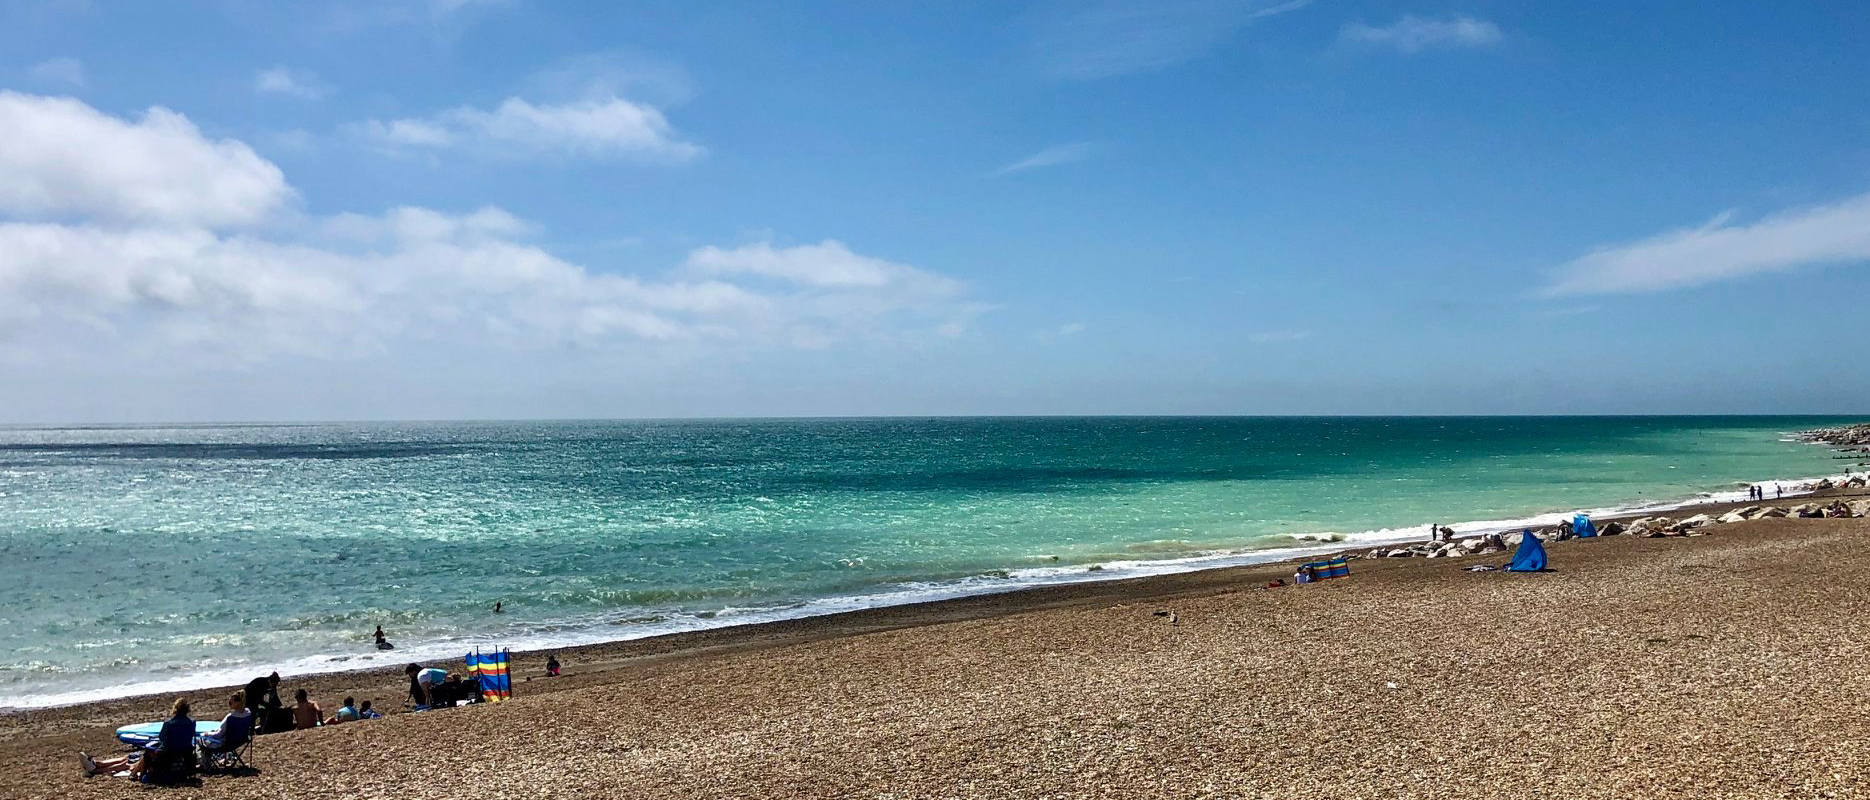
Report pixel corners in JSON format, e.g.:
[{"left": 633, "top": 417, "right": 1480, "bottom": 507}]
[{"left": 2, "top": 0, "right": 1869, "bottom": 422}]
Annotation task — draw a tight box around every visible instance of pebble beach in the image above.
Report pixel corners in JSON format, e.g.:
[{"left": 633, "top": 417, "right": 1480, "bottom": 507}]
[{"left": 8, "top": 485, "right": 1870, "bottom": 799}]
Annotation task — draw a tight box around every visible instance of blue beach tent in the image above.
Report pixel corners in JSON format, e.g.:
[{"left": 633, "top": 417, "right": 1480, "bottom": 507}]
[
  {"left": 1573, "top": 513, "right": 1597, "bottom": 538},
  {"left": 1508, "top": 529, "right": 1547, "bottom": 572}
]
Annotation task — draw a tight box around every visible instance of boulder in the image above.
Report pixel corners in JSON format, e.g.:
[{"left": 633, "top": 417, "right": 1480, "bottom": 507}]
[
  {"left": 1717, "top": 510, "right": 1749, "bottom": 525},
  {"left": 1793, "top": 504, "right": 1824, "bottom": 518},
  {"left": 1598, "top": 521, "right": 1624, "bottom": 536},
  {"left": 1673, "top": 514, "right": 1715, "bottom": 531},
  {"left": 1850, "top": 500, "right": 1870, "bottom": 517},
  {"left": 1813, "top": 478, "right": 1835, "bottom": 490},
  {"left": 1748, "top": 506, "right": 1788, "bottom": 519},
  {"left": 1385, "top": 549, "right": 1412, "bottom": 558}
]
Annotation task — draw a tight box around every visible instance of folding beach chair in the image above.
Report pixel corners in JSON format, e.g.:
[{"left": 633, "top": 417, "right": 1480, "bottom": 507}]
[{"left": 198, "top": 719, "right": 256, "bottom": 773}]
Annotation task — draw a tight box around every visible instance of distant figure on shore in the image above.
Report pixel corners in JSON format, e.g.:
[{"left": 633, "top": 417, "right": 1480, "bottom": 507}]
[
  {"left": 546, "top": 654, "right": 561, "bottom": 677},
  {"left": 374, "top": 626, "right": 394, "bottom": 650},
  {"left": 1438, "top": 526, "right": 1454, "bottom": 542},
  {"left": 1775, "top": 484, "right": 1783, "bottom": 499},
  {"left": 493, "top": 601, "right": 503, "bottom": 614},
  {"left": 325, "top": 696, "right": 359, "bottom": 725},
  {"left": 1428, "top": 523, "right": 1437, "bottom": 542},
  {"left": 292, "top": 689, "right": 321, "bottom": 730}
]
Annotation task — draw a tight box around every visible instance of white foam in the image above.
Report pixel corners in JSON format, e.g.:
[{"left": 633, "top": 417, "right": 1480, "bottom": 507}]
[{"left": 2, "top": 468, "right": 1859, "bottom": 710}]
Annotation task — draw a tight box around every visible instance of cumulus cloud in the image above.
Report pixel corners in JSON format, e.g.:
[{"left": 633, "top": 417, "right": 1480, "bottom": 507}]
[
  {"left": 255, "top": 66, "right": 331, "bottom": 99},
  {"left": 1030, "top": 0, "right": 1315, "bottom": 80},
  {"left": 1544, "top": 193, "right": 1870, "bottom": 296},
  {"left": 0, "top": 91, "right": 290, "bottom": 227},
  {"left": 0, "top": 92, "right": 972, "bottom": 364},
  {"left": 994, "top": 142, "right": 1095, "bottom": 176},
  {"left": 27, "top": 57, "right": 86, "bottom": 88},
  {"left": 353, "top": 96, "right": 701, "bottom": 161},
  {"left": 1339, "top": 16, "right": 1503, "bottom": 54}
]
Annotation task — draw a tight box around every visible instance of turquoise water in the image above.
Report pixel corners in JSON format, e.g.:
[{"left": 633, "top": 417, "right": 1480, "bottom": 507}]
[{"left": 0, "top": 416, "right": 1859, "bottom": 707}]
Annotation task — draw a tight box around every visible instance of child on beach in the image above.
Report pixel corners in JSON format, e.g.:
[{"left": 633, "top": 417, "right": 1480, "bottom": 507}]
[
  {"left": 547, "top": 654, "right": 561, "bottom": 677},
  {"left": 358, "top": 700, "right": 382, "bottom": 719},
  {"left": 325, "top": 696, "right": 359, "bottom": 725}
]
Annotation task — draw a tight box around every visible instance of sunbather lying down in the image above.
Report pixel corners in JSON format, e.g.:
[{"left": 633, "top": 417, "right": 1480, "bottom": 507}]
[{"left": 82, "top": 698, "right": 194, "bottom": 780}]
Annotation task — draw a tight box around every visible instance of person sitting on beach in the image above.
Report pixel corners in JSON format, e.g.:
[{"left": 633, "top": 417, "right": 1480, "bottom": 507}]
[
  {"left": 197, "top": 692, "right": 253, "bottom": 751},
  {"left": 358, "top": 700, "right": 383, "bottom": 719},
  {"left": 546, "top": 655, "right": 561, "bottom": 677},
  {"left": 1294, "top": 566, "right": 1315, "bottom": 585},
  {"left": 292, "top": 689, "right": 322, "bottom": 730},
  {"left": 1265, "top": 578, "right": 1287, "bottom": 589},
  {"left": 80, "top": 697, "right": 194, "bottom": 780},
  {"left": 325, "top": 696, "right": 360, "bottom": 725},
  {"left": 437, "top": 672, "right": 483, "bottom": 706},
  {"left": 407, "top": 663, "right": 448, "bottom": 707}
]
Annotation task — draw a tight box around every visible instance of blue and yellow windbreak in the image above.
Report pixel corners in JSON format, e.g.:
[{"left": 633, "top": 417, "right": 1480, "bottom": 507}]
[
  {"left": 1302, "top": 557, "right": 1350, "bottom": 580},
  {"left": 466, "top": 649, "right": 512, "bottom": 702}
]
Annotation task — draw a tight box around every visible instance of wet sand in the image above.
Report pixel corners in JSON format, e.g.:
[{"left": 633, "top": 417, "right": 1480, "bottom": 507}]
[{"left": 8, "top": 497, "right": 1870, "bottom": 798}]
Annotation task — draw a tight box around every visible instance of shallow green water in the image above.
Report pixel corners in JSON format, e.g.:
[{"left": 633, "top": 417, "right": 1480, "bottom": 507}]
[{"left": 0, "top": 416, "right": 1857, "bottom": 706}]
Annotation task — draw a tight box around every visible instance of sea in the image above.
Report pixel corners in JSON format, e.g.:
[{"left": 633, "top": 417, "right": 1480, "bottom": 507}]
[{"left": 1, "top": 416, "right": 1862, "bottom": 709}]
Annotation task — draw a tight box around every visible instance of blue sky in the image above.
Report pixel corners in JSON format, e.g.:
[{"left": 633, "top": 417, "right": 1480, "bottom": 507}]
[{"left": 2, "top": 0, "right": 1868, "bottom": 421}]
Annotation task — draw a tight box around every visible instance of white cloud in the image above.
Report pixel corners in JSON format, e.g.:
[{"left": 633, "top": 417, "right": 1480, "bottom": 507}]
[
  {"left": 1247, "top": 330, "right": 1311, "bottom": 343},
  {"left": 1056, "top": 322, "right": 1087, "bottom": 336},
  {"left": 353, "top": 96, "right": 701, "bottom": 161},
  {"left": 1339, "top": 16, "right": 1503, "bottom": 54},
  {"left": 0, "top": 92, "right": 975, "bottom": 364},
  {"left": 994, "top": 142, "right": 1095, "bottom": 176},
  {"left": 255, "top": 66, "right": 330, "bottom": 99},
  {"left": 1545, "top": 193, "right": 1870, "bottom": 296},
  {"left": 27, "top": 57, "right": 86, "bottom": 88},
  {"left": 0, "top": 91, "right": 290, "bottom": 227},
  {"left": 1031, "top": 0, "right": 1315, "bottom": 80},
  {"left": 684, "top": 240, "right": 961, "bottom": 293}
]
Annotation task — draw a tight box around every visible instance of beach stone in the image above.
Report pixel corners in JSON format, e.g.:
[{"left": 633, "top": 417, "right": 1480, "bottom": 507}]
[
  {"left": 1385, "top": 549, "right": 1412, "bottom": 558},
  {"left": 1749, "top": 507, "right": 1788, "bottom": 519},
  {"left": 1718, "top": 511, "right": 1749, "bottom": 525},
  {"left": 1598, "top": 521, "right": 1624, "bottom": 536},
  {"left": 1849, "top": 501, "right": 1870, "bottom": 517},
  {"left": 1675, "top": 514, "right": 1715, "bottom": 531}
]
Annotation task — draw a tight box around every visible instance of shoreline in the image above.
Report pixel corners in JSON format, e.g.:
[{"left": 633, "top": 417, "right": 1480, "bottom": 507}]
[
  {"left": 7, "top": 474, "right": 1868, "bottom": 719},
  {"left": 8, "top": 489, "right": 1870, "bottom": 796},
  {"left": 8, "top": 453, "right": 1868, "bottom": 712}
]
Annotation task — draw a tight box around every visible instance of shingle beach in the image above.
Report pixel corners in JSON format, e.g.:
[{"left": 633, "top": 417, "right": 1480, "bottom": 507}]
[{"left": 8, "top": 487, "right": 1870, "bottom": 799}]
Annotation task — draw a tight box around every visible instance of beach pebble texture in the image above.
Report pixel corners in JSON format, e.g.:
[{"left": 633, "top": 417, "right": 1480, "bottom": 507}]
[{"left": 6, "top": 510, "right": 1870, "bottom": 799}]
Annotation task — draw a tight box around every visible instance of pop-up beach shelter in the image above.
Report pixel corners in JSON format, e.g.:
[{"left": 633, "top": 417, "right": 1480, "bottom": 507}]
[
  {"left": 1507, "top": 529, "right": 1547, "bottom": 572},
  {"left": 1573, "top": 513, "right": 1598, "bottom": 538}
]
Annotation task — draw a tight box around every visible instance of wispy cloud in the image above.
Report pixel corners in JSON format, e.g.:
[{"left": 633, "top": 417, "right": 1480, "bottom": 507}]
[
  {"left": 1247, "top": 330, "right": 1311, "bottom": 343},
  {"left": 350, "top": 96, "right": 700, "bottom": 162},
  {"left": 1544, "top": 192, "right": 1870, "bottom": 296},
  {"left": 27, "top": 57, "right": 86, "bottom": 88},
  {"left": 255, "top": 67, "right": 331, "bottom": 99},
  {"left": 1030, "top": 0, "right": 1315, "bottom": 80},
  {"left": 1339, "top": 16, "right": 1503, "bottom": 54},
  {"left": 994, "top": 142, "right": 1095, "bottom": 176}
]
